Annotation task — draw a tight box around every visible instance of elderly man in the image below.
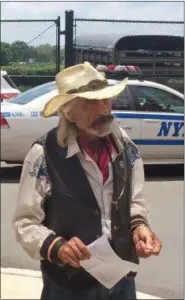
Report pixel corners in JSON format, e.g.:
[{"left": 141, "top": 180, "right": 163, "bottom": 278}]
[{"left": 13, "top": 62, "right": 162, "bottom": 300}]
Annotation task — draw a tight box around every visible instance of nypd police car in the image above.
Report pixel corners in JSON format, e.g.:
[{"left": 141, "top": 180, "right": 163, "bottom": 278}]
[
  {"left": 1, "top": 65, "right": 184, "bottom": 164},
  {"left": 1, "top": 70, "right": 20, "bottom": 101}
]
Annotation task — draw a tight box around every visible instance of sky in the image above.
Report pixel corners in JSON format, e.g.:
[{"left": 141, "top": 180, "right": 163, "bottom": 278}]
[{"left": 1, "top": 1, "right": 184, "bottom": 46}]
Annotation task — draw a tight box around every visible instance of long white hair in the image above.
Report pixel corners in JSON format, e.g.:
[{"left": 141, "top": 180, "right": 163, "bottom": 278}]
[{"left": 56, "top": 99, "right": 78, "bottom": 147}]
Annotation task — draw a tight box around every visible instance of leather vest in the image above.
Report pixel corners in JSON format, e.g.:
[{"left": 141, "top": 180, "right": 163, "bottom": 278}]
[{"left": 36, "top": 127, "right": 138, "bottom": 290}]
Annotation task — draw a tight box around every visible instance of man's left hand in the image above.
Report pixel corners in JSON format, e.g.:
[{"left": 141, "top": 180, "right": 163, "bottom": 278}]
[{"left": 133, "top": 225, "right": 162, "bottom": 258}]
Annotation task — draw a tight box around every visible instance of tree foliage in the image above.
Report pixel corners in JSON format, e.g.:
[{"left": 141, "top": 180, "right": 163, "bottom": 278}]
[
  {"left": 1, "top": 42, "right": 13, "bottom": 65},
  {"left": 0, "top": 41, "right": 64, "bottom": 65}
]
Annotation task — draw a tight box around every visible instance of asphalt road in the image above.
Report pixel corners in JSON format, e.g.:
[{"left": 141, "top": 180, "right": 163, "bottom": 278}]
[{"left": 1, "top": 163, "right": 184, "bottom": 299}]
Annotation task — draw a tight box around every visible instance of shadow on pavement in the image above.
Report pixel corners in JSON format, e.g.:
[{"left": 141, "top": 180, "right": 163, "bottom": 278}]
[
  {"left": 0, "top": 166, "right": 22, "bottom": 183},
  {"left": 0, "top": 164, "right": 184, "bottom": 183},
  {"left": 145, "top": 164, "right": 184, "bottom": 182}
]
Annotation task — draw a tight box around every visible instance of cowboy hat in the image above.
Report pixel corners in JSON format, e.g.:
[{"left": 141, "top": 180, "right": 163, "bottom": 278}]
[{"left": 42, "top": 62, "right": 128, "bottom": 118}]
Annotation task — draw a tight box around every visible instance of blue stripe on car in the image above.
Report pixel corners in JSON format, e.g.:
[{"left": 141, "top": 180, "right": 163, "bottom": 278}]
[
  {"left": 3, "top": 111, "right": 183, "bottom": 121},
  {"left": 2, "top": 111, "right": 183, "bottom": 146},
  {"left": 113, "top": 112, "right": 184, "bottom": 121},
  {"left": 133, "top": 139, "right": 184, "bottom": 146}
]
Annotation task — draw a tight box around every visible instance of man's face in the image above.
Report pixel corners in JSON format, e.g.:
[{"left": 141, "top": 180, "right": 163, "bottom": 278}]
[{"left": 68, "top": 97, "right": 114, "bottom": 137}]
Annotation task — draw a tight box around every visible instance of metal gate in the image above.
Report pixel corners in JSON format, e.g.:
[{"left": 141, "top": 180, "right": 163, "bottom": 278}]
[{"left": 1, "top": 17, "right": 61, "bottom": 88}]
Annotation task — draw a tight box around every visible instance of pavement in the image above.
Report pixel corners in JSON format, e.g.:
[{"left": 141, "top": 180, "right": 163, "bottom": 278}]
[{"left": 1, "top": 268, "right": 163, "bottom": 300}]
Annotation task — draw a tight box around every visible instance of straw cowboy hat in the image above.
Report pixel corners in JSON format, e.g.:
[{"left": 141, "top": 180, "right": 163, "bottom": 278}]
[{"left": 42, "top": 62, "right": 128, "bottom": 118}]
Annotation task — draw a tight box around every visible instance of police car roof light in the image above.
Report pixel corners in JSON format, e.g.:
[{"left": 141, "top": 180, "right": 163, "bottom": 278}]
[
  {"left": 96, "top": 64, "right": 143, "bottom": 81},
  {"left": 107, "top": 65, "right": 116, "bottom": 70}
]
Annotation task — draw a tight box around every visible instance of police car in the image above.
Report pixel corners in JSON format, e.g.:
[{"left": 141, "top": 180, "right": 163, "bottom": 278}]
[
  {"left": 1, "top": 65, "right": 184, "bottom": 164},
  {"left": 0, "top": 70, "right": 20, "bottom": 101}
]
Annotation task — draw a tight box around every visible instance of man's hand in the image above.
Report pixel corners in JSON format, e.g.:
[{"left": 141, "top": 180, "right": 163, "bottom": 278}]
[
  {"left": 133, "top": 225, "right": 162, "bottom": 258},
  {"left": 57, "top": 237, "right": 91, "bottom": 268}
]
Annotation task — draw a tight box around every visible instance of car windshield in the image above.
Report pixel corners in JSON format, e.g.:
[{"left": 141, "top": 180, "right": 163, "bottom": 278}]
[{"left": 11, "top": 81, "right": 56, "bottom": 105}]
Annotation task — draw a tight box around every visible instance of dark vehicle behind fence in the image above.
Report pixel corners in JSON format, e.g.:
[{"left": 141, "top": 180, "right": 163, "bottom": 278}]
[{"left": 74, "top": 34, "right": 184, "bottom": 93}]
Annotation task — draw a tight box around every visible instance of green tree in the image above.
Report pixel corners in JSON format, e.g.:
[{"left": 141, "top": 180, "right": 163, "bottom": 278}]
[
  {"left": 11, "top": 41, "right": 30, "bottom": 62},
  {"left": 27, "top": 46, "right": 37, "bottom": 61},
  {"left": 51, "top": 46, "right": 65, "bottom": 64},
  {"left": 0, "top": 42, "right": 13, "bottom": 65},
  {"left": 34, "top": 44, "right": 53, "bottom": 63}
]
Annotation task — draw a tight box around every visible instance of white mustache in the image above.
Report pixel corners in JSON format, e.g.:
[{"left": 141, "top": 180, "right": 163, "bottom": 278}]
[{"left": 92, "top": 115, "right": 114, "bottom": 127}]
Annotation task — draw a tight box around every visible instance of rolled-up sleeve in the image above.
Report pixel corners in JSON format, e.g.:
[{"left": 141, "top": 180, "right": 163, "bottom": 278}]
[{"left": 12, "top": 144, "right": 55, "bottom": 260}]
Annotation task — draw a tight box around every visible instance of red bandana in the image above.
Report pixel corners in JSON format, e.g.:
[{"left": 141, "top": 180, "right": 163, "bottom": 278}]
[{"left": 79, "top": 136, "right": 117, "bottom": 184}]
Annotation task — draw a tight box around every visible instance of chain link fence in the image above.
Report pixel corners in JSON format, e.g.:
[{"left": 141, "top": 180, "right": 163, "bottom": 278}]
[
  {"left": 1, "top": 13, "right": 184, "bottom": 92},
  {"left": 73, "top": 18, "right": 184, "bottom": 92},
  {"left": 1, "top": 18, "right": 61, "bottom": 89}
]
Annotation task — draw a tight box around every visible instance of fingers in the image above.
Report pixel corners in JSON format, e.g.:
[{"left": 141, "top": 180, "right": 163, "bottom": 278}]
[
  {"left": 152, "top": 238, "right": 162, "bottom": 255},
  {"left": 145, "top": 234, "right": 154, "bottom": 250},
  {"left": 68, "top": 242, "right": 85, "bottom": 260},
  {"left": 62, "top": 247, "right": 81, "bottom": 268},
  {"left": 58, "top": 237, "right": 91, "bottom": 268},
  {"left": 135, "top": 241, "right": 153, "bottom": 258},
  {"left": 133, "top": 227, "right": 153, "bottom": 257},
  {"left": 133, "top": 227, "right": 162, "bottom": 258},
  {"left": 72, "top": 237, "right": 91, "bottom": 259},
  {"left": 135, "top": 238, "right": 162, "bottom": 258}
]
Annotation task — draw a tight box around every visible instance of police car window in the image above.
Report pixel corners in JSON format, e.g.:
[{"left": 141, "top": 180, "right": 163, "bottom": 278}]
[
  {"left": 111, "top": 87, "right": 132, "bottom": 111},
  {"left": 11, "top": 82, "right": 56, "bottom": 105},
  {"left": 132, "top": 86, "right": 184, "bottom": 114},
  {"left": 2, "top": 75, "right": 18, "bottom": 89}
]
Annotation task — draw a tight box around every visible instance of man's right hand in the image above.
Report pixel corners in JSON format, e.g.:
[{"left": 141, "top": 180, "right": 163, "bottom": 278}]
[{"left": 57, "top": 237, "right": 91, "bottom": 268}]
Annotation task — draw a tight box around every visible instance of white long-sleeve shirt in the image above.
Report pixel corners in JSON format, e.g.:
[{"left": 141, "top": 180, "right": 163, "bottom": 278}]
[{"left": 13, "top": 128, "right": 150, "bottom": 260}]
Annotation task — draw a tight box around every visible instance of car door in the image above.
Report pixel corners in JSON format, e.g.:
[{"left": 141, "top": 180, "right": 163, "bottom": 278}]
[
  {"left": 129, "top": 85, "right": 184, "bottom": 162},
  {"left": 111, "top": 85, "right": 142, "bottom": 150}
]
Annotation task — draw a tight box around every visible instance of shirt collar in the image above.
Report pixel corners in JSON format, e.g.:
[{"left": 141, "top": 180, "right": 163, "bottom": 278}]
[
  {"left": 66, "top": 135, "right": 118, "bottom": 159},
  {"left": 66, "top": 140, "right": 81, "bottom": 158}
]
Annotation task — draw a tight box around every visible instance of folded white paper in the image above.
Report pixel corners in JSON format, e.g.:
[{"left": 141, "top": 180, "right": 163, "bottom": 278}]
[{"left": 80, "top": 235, "right": 139, "bottom": 289}]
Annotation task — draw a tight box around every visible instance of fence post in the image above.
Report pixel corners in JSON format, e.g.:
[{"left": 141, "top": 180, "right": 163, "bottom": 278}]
[
  {"left": 56, "top": 16, "right": 61, "bottom": 73},
  {"left": 65, "top": 10, "right": 74, "bottom": 68}
]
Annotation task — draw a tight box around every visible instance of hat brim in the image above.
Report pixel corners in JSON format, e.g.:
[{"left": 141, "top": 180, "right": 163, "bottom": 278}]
[{"left": 42, "top": 78, "right": 128, "bottom": 118}]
